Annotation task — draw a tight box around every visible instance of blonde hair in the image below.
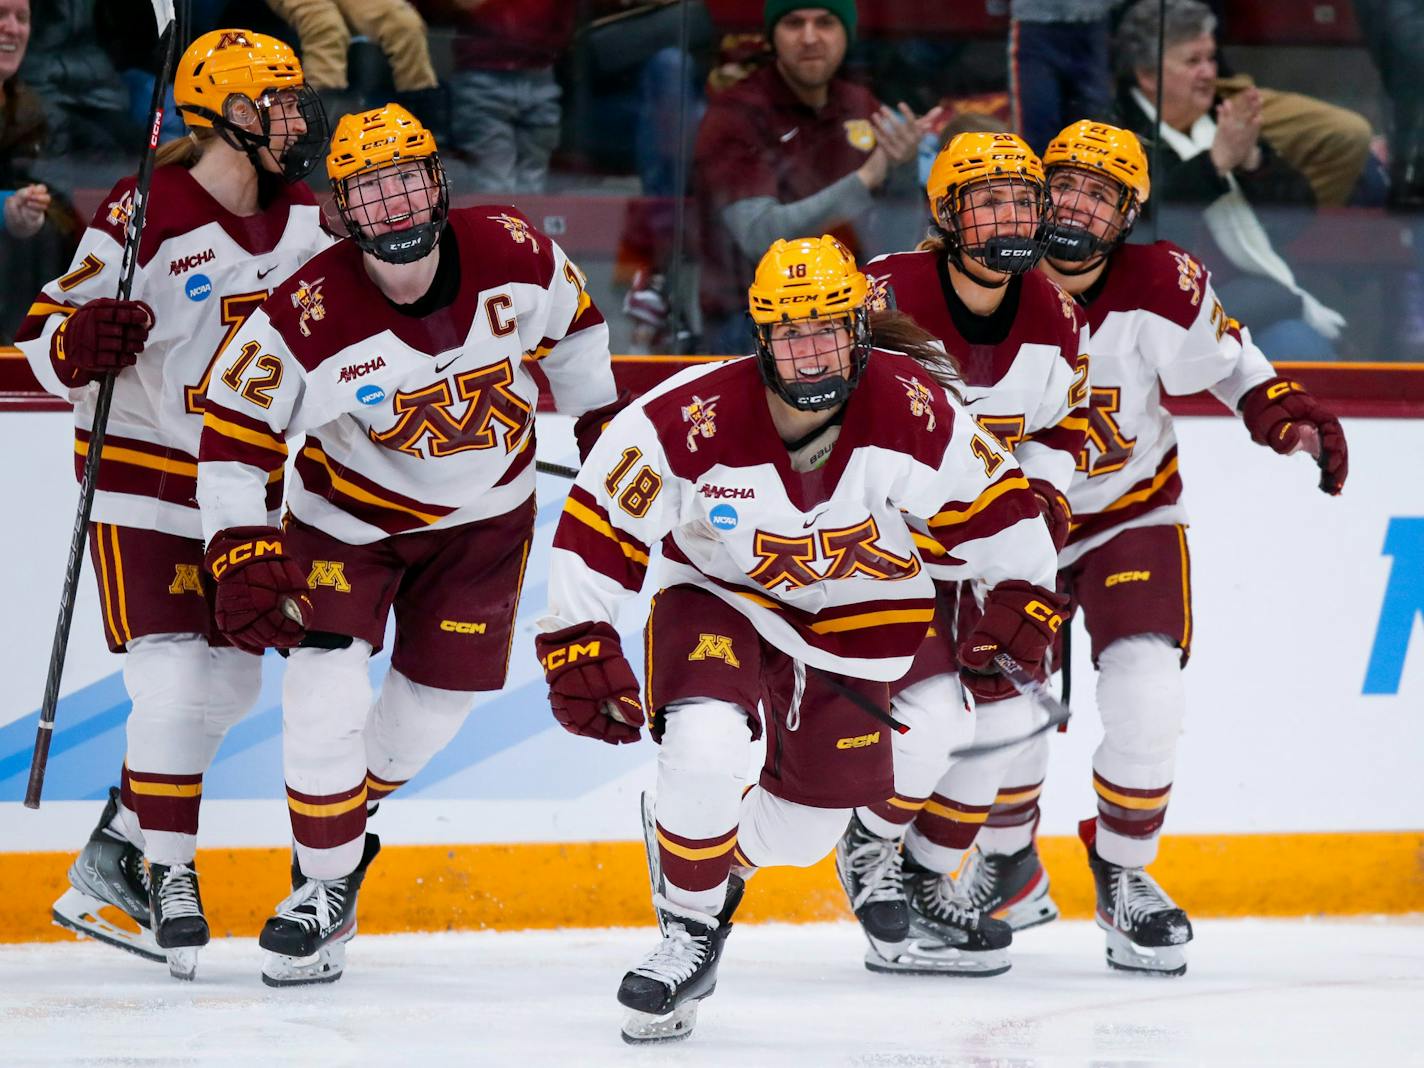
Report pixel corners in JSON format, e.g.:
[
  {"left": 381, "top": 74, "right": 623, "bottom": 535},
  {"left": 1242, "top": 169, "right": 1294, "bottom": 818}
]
[{"left": 153, "top": 128, "right": 218, "bottom": 169}]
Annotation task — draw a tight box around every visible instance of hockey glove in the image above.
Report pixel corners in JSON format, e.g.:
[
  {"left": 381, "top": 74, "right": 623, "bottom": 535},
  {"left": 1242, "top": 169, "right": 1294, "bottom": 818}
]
[
  {"left": 51, "top": 298, "right": 153, "bottom": 386},
  {"left": 573, "top": 391, "right": 631, "bottom": 465},
  {"left": 958, "top": 580, "right": 1067, "bottom": 703},
  {"left": 204, "top": 526, "right": 312, "bottom": 654},
  {"left": 536, "top": 621, "right": 644, "bottom": 744},
  {"left": 1029, "top": 478, "right": 1072, "bottom": 552},
  {"left": 1239, "top": 376, "right": 1348, "bottom": 495}
]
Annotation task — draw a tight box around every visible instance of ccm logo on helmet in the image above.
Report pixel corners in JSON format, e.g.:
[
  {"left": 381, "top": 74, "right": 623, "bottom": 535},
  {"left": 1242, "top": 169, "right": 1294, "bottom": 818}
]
[{"left": 440, "top": 619, "right": 487, "bottom": 634}]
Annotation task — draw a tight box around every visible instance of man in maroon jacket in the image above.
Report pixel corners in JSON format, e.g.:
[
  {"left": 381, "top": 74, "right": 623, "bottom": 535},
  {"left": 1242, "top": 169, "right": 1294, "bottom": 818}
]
[{"left": 693, "top": 0, "right": 939, "bottom": 351}]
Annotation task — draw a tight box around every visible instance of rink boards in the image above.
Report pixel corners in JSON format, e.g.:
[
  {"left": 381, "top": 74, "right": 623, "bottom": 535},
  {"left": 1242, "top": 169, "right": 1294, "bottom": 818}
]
[{"left": 0, "top": 410, "right": 1421, "bottom": 940}]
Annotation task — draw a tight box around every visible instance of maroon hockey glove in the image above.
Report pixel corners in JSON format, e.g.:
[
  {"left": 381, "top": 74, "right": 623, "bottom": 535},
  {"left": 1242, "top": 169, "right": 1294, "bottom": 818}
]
[
  {"left": 958, "top": 580, "right": 1067, "bottom": 703},
  {"left": 204, "top": 526, "right": 312, "bottom": 654},
  {"left": 1239, "top": 376, "right": 1348, "bottom": 496},
  {"left": 536, "top": 621, "right": 644, "bottom": 744},
  {"left": 51, "top": 298, "right": 153, "bottom": 385},
  {"left": 572, "top": 391, "right": 631, "bottom": 465},
  {"left": 1029, "top": 478, "right": 1072, "bottom": 552}
]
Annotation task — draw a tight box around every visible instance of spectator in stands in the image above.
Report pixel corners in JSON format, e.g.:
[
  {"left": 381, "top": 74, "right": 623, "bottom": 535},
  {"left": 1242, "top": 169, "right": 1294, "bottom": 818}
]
[
  {"left": 265, "top": 0, "right": 444, "bottom": 133},
  {"left": 0, "top": 0, "right": 78, "bottom": 343},
  {"left": 1355, "top": 0, "right": 1424, "bottom": 210},
  {"left": 1114, "top": 0, "right": 1343, "bottom": 358},
  {"left": 693, "top": 0, "right": 940, "bottom": 352},
  {"left": 1008, "top": 0, "right": 1116, "bottom": 155},
  {"left": 424, "top": 0, "right": 573, "bottom": 194},
  {"left": 18, "top": 0, "right": 131, "bottom": 154}
]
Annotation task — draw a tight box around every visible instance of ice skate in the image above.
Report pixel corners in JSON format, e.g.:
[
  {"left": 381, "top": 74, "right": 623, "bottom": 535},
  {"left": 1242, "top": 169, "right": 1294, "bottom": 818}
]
[
  {"left": 866, "top": 857, "right": 1012, "bottom": 976},
  {"left": 148, "top": 863, "right": 209, "bottom": 981},
  {"left": 259, "top": 833, "right": 380, "bottom": 987},
  {"left": 959, "top": 842, "right": 1060, "bottom": 931},
  {"left": 618, "top": 875, "right": 744, "bottom": 1044},
  {"left": 51, "top": 787, "right": 163, "bottom": 964},
  {"left": 835, "top": 812, "right": 909, "bottom": 960},
  {"left": 1083, "top": 823, "right": 1192, "bottom": 976}
]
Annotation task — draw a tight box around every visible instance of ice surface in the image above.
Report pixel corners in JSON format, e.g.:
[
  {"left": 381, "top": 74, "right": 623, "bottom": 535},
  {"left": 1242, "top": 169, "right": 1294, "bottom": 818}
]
[{"left": 3, "top": 918, "right": 1421, "bottom": 1066}]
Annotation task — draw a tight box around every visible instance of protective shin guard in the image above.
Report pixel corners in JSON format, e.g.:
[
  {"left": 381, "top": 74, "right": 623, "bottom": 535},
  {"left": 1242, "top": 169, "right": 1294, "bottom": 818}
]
[
  {"left": 654, "top": 700, "right": 751, "bottom": 913},
  {"left": 1091, "top": 635, "right": 1185, "bottom": 868},
  {"left": 282, "top": 643, "right": 375, "bottom": 879}
]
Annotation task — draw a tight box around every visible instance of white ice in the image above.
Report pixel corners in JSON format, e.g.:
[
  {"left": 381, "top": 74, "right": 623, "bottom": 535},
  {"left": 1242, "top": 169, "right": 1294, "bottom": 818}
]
[{"left": 3, "top": 918, "right": 1422, "bottom": 1067}]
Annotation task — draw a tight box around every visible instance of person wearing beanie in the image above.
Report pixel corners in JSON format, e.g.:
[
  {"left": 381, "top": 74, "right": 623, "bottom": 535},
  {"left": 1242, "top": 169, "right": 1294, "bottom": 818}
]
[
  {"left": 692, "top": 2, "right": 941, "bottom": 351},
  {"left": 764, "top": 0, "right": 857, "bottom": 43}
]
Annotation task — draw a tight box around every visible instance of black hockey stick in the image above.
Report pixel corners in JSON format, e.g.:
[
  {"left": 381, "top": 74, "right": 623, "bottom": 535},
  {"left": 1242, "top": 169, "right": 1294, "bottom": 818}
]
[
  {"left": 536, "top": 459, "right": 579, "bottom": 480},
  {"left": 25, "top": 0, "right": 180, "bottom": 809},
  {"left": 948, "top": 652, "right": 1072, "bottom": 759},
  {"left": 809, "top": 665, "right": 910, "bottom": 735}
]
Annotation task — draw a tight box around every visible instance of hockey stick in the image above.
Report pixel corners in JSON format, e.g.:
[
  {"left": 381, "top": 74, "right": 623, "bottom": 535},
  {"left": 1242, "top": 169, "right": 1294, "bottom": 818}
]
[
  {"left": 948, "top": 652, "right": 1072, "bottom": 759},
  {"left": 24, "top": 0, "right": 180, "bottom": 809},
  {"left": 536, "top": 459, "right": 579, "bottom": 480},
  {"left": 808, "top": 665, "right": 910, "bottom": 735}
]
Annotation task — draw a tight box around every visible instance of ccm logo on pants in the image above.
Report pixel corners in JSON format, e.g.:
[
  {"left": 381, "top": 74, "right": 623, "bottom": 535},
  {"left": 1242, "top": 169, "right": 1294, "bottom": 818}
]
[
  {"left": 836, "top": 732, "right": 881, "bottom": 750},
  {"left": 440, "top": 619, "right": 487, "bottom": 634}
]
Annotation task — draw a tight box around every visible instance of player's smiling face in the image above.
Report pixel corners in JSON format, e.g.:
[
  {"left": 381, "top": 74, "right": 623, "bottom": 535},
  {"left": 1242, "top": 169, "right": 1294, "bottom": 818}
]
[
  {"left": 768, "top": 317, "right": 853, "bottom": 387},
  {"left": 344, "top": 160, "right": 437, "bottom": 236},
  {"left": 1048, "top": 167, "right": 1125, "bottom": 242}
]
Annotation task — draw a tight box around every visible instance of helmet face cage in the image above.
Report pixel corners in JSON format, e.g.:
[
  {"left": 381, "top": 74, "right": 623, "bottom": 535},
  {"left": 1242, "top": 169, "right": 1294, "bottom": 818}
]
[
  {"left": 1043, "top": 164, "right": 1138, "bottom": 269},
  {"left": 936, "top": 173, "right": 1048, "bottom": 281},
  {"left": 335, "top": 155, "right": 451, "bottom": 264},
  {"left": 202, "top": 84, "right": 328, "bottom": 183},
  {"left": 754, "top": 306, "right": 872, "bottom": 412}
]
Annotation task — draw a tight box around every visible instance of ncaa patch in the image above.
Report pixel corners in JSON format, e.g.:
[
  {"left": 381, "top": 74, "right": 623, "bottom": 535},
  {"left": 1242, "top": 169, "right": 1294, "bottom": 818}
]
[
  {"left": 709, "top": 504, "right": 738, "bottom": 531},
  {"left": 185, "top": 273, "right": 213, "bottom": 302},
  {"left": 356, "top": 384, "right": 386, "bottom": 406}
]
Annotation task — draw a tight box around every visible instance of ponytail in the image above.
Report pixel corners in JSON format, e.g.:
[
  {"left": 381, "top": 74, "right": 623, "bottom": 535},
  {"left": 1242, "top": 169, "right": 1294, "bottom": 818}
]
[
  {"left": 153, "top": 129, "right": 216, "bottom": 169},
  {"left": 868, "top": 309, "right": 963, "bottom": 396}
]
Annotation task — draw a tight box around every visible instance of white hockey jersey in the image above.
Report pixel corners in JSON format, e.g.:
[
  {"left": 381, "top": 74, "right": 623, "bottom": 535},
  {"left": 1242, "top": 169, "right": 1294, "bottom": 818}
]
[
  {"left": 544, "top": 351, "right": 1058, "bottom": 682},
  {"left": 16, "top": 166, "right": 332, "bottom": 539},
  {"left": 866, "top": 250, "right": 1090, "bottom": 568},
  {"left": 197, "top": 206, "right": 618, "bottom": 545},
  {"left": 1060, "top": 240, "right": 1276, "bottom": 566}
]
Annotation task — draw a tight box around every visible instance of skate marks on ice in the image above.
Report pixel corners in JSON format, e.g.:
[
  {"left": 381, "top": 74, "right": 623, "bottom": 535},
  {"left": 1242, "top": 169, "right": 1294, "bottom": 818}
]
[{"left": 3, "top": 918, "right": 1423, "bottom": 1066}]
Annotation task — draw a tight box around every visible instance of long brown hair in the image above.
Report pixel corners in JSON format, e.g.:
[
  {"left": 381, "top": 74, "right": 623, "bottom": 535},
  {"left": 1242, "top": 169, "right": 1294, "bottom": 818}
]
[
  {"left": 153, "top": 128, "right": 217, "bottom": 169},
  {"left": 869, "top": 309, "right": 963, "bottom": 393}
]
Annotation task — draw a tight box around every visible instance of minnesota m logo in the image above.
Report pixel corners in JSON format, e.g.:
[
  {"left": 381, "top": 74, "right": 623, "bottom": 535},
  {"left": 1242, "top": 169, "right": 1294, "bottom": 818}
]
[
  {"left": 168, "top": 564, "right": 203, "bottom": 595},
  {"left": 308, "top": 560, "right": 351, "bottom": 592},
  {"left": 688, "top": 633, "right": 740, "bottom": 668},
  {"left": 370, "top": 359, "right": 531, "bottom": 459}
]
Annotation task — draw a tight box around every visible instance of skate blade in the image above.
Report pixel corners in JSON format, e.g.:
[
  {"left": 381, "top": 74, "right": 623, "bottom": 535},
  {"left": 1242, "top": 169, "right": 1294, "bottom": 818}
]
[
  {"left": 261, "top": 942, "right": 348, "bottom": 987},
  {"left": 51, "top": 888, "right": 164, "bottom": 964},
  {"left": 864, "top": 940, "right": 1012, "bottom": 977},
  {"left": 621, "top": 1001, "right": 699, "bottom": 1044},
  {"left": 1102, "top": 925, "right": 1188, "bottom": 976},
  {"left": 166, "top": 946, "right": 199, "bottom": 981}
]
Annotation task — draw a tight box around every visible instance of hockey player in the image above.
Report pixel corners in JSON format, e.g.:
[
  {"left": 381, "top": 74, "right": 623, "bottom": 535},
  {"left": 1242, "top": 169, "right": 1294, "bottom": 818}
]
[
  {"left": 536, "top": 234, "right": 1066, "bottom": 1042},
  {"left": 16, "top": 29, "right": 330, "bottom": 980},
  {"left": 195, "top": 104, "right": 622, "bottom": 986},
  {"left": 833, "top": 132, "right": 1090, "bottom": 976},
  {"left": 951, "top": 120, "right": 1348, "bottom": 976}
]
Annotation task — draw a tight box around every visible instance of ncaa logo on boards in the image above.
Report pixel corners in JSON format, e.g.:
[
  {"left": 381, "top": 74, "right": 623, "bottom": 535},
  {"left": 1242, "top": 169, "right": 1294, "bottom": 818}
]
[
  {"left": 709, "top": 504, "right": 738, "bottom": 531},
  {"left": 185, "top": 273, "right": 213, "bottom": 302},
  {"left": 357, "top": 384, "right": 386, "bottom": 406},
  {"left": 1364, "top": 516, "right": 1424, "bottom": 695}
]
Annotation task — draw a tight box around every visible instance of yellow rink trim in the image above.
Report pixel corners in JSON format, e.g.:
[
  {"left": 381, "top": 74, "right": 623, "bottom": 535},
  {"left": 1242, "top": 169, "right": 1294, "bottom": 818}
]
[{"left": 2, "top": 831, "right": 1420, "bottom": 944}]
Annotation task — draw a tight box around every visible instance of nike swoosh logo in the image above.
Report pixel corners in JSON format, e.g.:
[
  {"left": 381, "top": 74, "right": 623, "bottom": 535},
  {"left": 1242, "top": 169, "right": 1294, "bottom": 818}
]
[
  {"left": 802, "top": 511, "right": 826, "bottom": 528},
  {"left": 780, "top": 128, "right": 799, "bottom": 143},
  {"left": 434, "top": 357, "right": 460, "bottom": 373},
  {"left": 256, "top": 265, "right": 278, "bottom": 280}
]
